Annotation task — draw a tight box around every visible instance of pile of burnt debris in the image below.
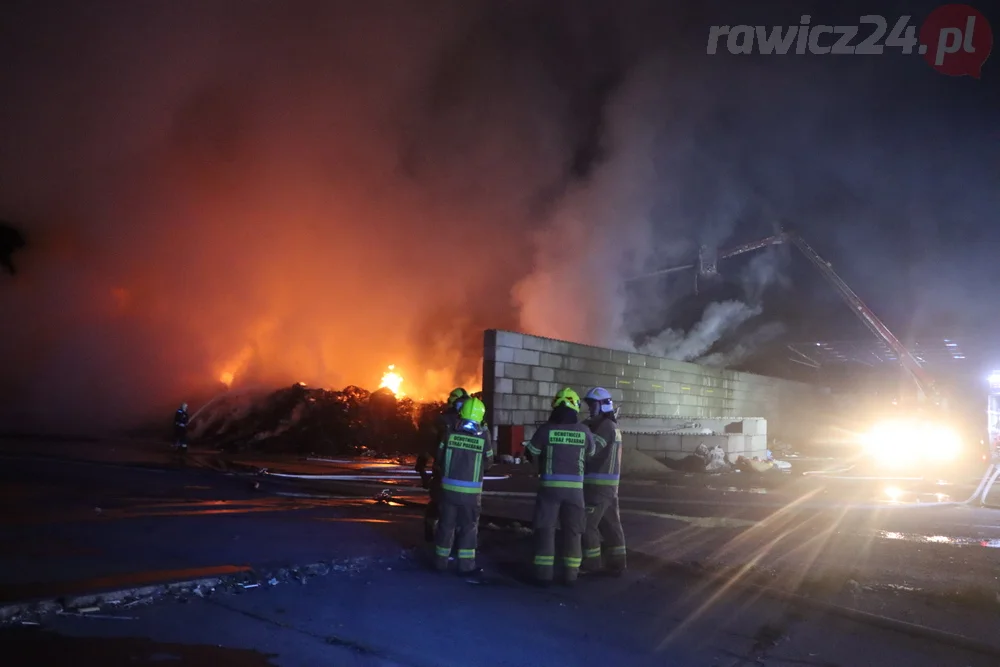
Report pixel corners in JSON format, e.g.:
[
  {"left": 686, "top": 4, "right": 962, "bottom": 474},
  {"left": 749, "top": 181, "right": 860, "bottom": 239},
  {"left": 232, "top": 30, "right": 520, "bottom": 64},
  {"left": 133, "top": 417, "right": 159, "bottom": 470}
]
[{"left": 190, "top": 383, "right": 449, "bottom": 457}]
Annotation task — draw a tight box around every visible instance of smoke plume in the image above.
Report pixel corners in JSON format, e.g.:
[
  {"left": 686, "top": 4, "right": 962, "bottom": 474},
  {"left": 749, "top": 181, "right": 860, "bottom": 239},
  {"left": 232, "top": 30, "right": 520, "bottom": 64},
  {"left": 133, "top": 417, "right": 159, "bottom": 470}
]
[
  {"left": 634, "top": 301, "right": 763, "bottom": 361},
  {"left": 0, "top": 1, "right": 995, "bottom": 432}
]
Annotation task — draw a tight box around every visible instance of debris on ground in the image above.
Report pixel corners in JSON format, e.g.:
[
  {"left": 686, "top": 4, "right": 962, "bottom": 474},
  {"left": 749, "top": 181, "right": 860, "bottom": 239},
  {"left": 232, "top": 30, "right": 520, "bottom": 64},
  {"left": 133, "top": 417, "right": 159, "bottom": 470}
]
[
  {"left": 189, "top": 382, "right": 444, "bottom": 458},
  {"left": 0, "top": 556, "right": 381, "bottom": 627},
  {"left": 662, "top": 443, "right": 732, "bottom": 474}
]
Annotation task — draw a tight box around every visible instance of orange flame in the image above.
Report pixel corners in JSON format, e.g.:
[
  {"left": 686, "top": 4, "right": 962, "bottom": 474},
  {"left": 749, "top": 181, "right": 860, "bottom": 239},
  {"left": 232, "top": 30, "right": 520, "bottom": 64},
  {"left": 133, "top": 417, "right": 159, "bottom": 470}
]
[{"left": 379, "top": 365, "right": 404, "bottom": 397}]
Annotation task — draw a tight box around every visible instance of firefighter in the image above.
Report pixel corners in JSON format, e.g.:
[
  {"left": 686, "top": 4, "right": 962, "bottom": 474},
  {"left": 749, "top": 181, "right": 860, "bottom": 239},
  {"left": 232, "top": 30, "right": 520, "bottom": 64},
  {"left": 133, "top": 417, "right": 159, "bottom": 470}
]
[
  {"left": 433, "top": 396, "right": 494, "bottom": 573},
  {"left": 581, "top": 387, "right": 626, "bottom": 575},
  {"left": 416, "top": 387, "right": 469, "bottom": 542},
  {"left": 174, "top": 402, "right": 189, "bottom": 451},
  {"left": 524, "top": 387, "right": 596, "bottom": 586}
]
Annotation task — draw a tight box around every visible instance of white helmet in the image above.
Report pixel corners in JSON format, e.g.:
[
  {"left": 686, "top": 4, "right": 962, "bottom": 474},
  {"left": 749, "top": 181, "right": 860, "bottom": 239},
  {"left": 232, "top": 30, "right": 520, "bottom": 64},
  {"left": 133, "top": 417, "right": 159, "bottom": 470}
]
[{"left": 583, "top": 387, "right": 613, "bottom": 417}]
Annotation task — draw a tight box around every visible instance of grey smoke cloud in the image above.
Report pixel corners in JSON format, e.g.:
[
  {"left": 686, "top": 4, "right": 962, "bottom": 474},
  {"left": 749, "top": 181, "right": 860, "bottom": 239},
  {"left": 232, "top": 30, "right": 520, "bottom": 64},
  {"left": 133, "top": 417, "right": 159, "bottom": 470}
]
[
  {"left": 698, "top": 322, "right": 788, "bottom": 368},
  {"left": 0, "top": 0, "right": 995, "bottom": 433},
  {"left": 633, "top": 301, "right": 763, "bottom": 361}
]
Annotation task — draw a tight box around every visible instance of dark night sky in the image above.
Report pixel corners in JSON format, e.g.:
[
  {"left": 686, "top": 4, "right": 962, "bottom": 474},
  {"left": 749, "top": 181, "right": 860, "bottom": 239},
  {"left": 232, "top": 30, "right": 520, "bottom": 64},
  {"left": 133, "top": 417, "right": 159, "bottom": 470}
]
[{"left": 0, "top": 0, "right": 997, "bottom": 431}]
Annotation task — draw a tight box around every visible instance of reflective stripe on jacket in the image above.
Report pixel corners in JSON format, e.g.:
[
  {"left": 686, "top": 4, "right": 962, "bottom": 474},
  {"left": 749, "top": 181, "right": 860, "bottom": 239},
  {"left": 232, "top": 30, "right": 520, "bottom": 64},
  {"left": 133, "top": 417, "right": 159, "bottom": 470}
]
[
  {"left": 583, "top": 416, "right": 622, "bottom": 487},
  {"left": 526, "top": 423, "right": 596, "bottom": 490},
  {"left": 437, "top": 426, "right": 494, "bottom": 494}
]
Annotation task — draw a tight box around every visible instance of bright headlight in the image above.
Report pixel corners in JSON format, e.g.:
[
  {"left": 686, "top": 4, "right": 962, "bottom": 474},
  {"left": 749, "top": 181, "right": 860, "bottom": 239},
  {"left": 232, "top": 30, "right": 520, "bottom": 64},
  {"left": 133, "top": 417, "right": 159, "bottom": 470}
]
[
  {"left": 863, "top": 420, "right": 961, "bottom": 463},
  {"left": 922, "top": 425, "right": 961, "bottom": 461}
]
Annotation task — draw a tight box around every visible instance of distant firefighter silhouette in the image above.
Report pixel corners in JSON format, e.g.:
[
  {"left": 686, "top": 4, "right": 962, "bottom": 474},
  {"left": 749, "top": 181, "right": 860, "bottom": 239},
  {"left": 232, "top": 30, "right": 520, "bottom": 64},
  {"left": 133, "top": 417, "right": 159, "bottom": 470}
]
[{"left": 0, "top": 221, "right": 26, "bottom": 276}]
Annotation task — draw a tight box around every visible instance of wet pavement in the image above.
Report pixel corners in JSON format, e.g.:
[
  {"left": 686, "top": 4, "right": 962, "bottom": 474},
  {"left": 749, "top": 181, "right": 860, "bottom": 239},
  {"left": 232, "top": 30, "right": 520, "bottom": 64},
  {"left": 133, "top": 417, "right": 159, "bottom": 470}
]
[
  {"left": 3, "top": 437, "right": 1000, "bottom": 664},
  {"left": 0, "top": 453, "right": 424, "bottom": 602},
  {"left": 4, "top": 548, "right": 999, "bottom": 667}
]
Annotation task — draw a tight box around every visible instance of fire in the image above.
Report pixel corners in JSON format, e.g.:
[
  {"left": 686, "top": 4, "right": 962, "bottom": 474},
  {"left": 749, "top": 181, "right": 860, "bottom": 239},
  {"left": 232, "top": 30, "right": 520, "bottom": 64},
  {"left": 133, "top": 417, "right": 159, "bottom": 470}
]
[
  {"left": 219, "top": 371, "right": 235, "bottom": 388},
  {"left": 379, "top": 365, "right": 404, "bottom": 397}
]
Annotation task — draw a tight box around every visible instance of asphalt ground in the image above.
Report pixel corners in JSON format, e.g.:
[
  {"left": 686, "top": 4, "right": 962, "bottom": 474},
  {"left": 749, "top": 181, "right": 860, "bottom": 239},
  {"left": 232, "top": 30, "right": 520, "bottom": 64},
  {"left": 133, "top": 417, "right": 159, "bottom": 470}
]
[{"left": 2, "top": 437, "right": 1000, "bottom": 665}]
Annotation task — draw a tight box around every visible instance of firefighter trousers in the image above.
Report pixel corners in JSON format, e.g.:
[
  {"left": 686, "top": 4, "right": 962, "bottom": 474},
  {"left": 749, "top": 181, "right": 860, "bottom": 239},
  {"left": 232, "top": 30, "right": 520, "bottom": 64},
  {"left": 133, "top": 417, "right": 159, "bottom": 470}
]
[
  {"left": 582, "top": 492, "right": 627, "bottom": 572},
  {"left": 424, "top": 482, "right": 442, "bottom": 543},
  {"left": 433, "top": 492, "right": 481, "bottom": 573},
  {"left": 532, "top": 489, "right": 586, "bottom": 583}
]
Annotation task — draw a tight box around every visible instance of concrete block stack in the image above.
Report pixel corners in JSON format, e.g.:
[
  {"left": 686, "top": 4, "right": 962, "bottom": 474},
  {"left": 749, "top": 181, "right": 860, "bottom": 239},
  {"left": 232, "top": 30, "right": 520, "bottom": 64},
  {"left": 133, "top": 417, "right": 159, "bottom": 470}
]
[{"left": 483, "top": 329, "right": 830, "bottom": 459}]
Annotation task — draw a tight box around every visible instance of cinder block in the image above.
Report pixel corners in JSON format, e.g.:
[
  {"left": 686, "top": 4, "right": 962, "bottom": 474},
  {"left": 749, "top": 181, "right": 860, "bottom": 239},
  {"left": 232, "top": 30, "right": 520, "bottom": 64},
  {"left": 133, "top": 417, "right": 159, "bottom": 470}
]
[
  {"left": 499, "top": 394, "right": 518, "bottom": 410},
  {"left": 568, "top": 357, "right": 587, "bottom": 371},
  {"left": 522, "top": 335, "right": 569, "bottom": 354},
  {"left": 503, "top": 363, "right": 531, "bottom": 380},
  {"left": 493, "top": 362, "right": 505, "bottom": 378},
  {"left": 627, "top": 353, "right": 647, "bottom": 367},
  {"left": 494, "top": 378, "right": 513, "bottom": 394},
  {"left": 620, "top": 432, "right": 639, "bottom": 450},
  {"left": 495, "top": 410, "right": 513, "bottom": 424},
  {"left": 513, "top": 349, "right": 541, "bottom": 366},
  {"left": 496, "top": 331, "right": 523, "bottom": 349},
  {"left": 513, "top": 380, "right": 539, "bottom": 395},
  {"left": 494, "top": 346, "right": 516, "bottom": 363},
  {"left": 611, "top": 350, "right": 630, "bottom": 364},
  {"left": 539, "top": 353, "right": 563, "bottom": 368},
  {"left": 636, "top": 434, "right": 658, "bottom": 451},
  {"left": 512, "top": 410, "right": 535, "bottom": 424},
  {"left": 554, "top": 369, "right": 575, "bottom": 384},
  {"left": 537, "top": 382, "right": 558, "bottom": 397},
  {"left": 659, "top": 358, "right": 690, "bottom": 373},
  {"left": 531, "top": 366, "right": 555, "bottom": 382},
  {"left": 531, "top": 396, "right": 551, "bottom": 411}
]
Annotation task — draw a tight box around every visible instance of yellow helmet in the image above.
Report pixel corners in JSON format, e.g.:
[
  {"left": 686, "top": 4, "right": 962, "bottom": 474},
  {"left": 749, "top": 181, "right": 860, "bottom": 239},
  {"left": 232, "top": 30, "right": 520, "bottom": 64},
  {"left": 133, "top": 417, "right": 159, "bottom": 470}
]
[
  {"left": 447, "top": 387, "right": 469, "bottom": 408},
  {"left": 552, "top": 387, "right": 581, "bottom": 412},
  {"left": 458, "top": 397, "right": 486, "bottom": 424}
]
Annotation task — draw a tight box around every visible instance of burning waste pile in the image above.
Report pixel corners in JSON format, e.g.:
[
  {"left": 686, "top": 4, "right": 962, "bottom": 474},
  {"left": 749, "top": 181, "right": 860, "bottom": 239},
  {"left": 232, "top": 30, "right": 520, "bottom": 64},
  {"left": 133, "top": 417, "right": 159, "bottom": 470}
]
[{"left": 190, "top": 382, "right": 445, "bottom": 457}]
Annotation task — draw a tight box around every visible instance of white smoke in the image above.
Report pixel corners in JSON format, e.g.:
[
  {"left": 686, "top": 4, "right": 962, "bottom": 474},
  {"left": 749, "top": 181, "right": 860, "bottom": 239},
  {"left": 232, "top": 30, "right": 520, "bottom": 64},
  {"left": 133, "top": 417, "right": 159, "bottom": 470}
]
[
  {"left": 740, "top": 248, "right": 789, "bottom": 305},
  {"left": 697, "top": 321, "right": 786, "bottom": 368},
  {"left": 631, "top": 300, "right": 762, "bottom": 361}
]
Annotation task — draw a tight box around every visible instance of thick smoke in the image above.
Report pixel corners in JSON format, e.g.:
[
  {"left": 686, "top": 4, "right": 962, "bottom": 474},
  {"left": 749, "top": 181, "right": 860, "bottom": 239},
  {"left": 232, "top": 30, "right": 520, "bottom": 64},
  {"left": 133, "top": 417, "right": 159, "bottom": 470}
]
[
  {"left": 634, "top": 301, "right": 762, "bottom": 361},
  {"left": 0, "top": 1, "right": 995, "bottom": 433},
  {"left": 698, "top": 322, "right": 788, "bottom": 369}
]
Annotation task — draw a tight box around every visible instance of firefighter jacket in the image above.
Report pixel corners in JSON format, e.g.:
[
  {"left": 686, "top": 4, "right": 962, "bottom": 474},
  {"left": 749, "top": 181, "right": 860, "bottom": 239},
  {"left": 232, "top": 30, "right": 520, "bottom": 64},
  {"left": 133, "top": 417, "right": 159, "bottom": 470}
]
[
  {"left": 526, "top": 421, "right": 597, "bottom": 490},
  {"left": 174, "top": 409, "right": 189, "bottom": 430},
  {"left": 583, "top": 414, "right": 623, "bottom": 495},
  {"left": 436, "top": 423, "right": 494, "bottom": 497},
  {"left": 416, "top": 408, "right": 460, "bottom": 479}
]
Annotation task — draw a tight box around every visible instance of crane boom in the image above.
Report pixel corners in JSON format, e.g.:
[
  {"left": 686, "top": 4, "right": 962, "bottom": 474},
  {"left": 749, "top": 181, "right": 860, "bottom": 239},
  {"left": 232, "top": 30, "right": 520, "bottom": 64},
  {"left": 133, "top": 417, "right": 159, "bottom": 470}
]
[
  {"left": 627, "top": 230, "right": 941, "bottom": 403},
  {"left": 781, "top": 232, "right": 939, "bottom": 403}
]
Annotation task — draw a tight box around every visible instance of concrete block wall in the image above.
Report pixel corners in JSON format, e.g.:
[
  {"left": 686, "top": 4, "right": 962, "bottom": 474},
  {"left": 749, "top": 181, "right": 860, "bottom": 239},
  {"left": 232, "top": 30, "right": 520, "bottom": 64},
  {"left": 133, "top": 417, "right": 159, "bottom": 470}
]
[
  {"left": 617, "top": 417, "right": 769, "bottom": 459},
  {"left": 483, "top": 329, "right": 831, "bottom": 457}
]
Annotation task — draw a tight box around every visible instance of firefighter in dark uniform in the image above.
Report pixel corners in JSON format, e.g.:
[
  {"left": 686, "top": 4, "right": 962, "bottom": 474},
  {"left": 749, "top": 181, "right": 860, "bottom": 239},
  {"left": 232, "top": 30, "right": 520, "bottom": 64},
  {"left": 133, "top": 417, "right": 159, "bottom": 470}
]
[
  {"left": 416, "top": 387, "right": 469, "bottom": 542},
  {"left": 174, "top": 402, "right": 189, "bottom": 451},
  {"left": 581, "top": 386, "right": 626, "bottom": 574},
  {"left": 524, "top": 387, "right": 596, "bottom": 586},
  {"left": 433, "top": 396, "right": 494, "bottom": 573}
]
